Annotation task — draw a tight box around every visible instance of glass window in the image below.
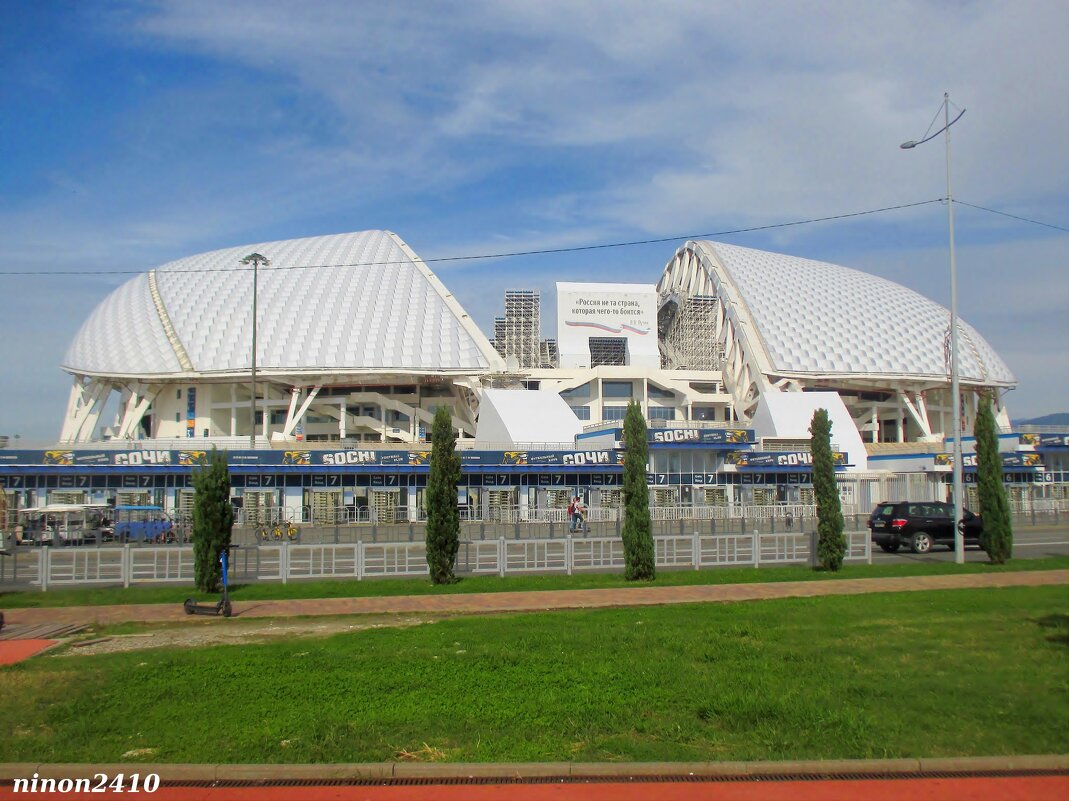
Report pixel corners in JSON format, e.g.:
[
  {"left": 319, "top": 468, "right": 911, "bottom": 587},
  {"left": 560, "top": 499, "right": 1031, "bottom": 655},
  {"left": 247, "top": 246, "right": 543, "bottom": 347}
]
[
  {"left": 648, "top": 407, "right": 675, "bottom": 420},
  {"left": 560, "top": 383, "right": 591, "bottom": 400},
  {"left": 692, "top": 405, "right": 717, "bottom": 421},
  {"left": 689, "top": 382, "right": 720, "bottom": 394},
  {"left": 648, "top": 385, "right": 675, "bottom": 399},
  {"left": 603, "top": 381, "right": 633, "bottom": 399},
  {"left": 603, "top": 406, "right": 628, "bottom": 421},
  {"left": 571, "top": 406, "right": 591, "bottom": 420},
  {"left": 421, "top": 385, "right": 453, "bottom": 397}
]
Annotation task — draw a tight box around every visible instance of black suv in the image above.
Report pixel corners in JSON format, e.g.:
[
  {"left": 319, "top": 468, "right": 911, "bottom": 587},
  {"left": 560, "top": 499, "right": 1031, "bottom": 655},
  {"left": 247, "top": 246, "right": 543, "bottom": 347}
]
[{"left": 868, "top": 501, "right": 983, "bottom": 554}]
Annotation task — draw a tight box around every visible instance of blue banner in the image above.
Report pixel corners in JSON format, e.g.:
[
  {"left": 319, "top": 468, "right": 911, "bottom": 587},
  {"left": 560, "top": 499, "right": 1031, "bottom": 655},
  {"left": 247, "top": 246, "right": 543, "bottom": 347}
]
[
  {"left": 724, "top": 451, "right": 846, "bottom": 468},
  {"left": 0, "top": 447, "right": 625, "bottom": 469},
  {"left": 935, "top": 452, "right": 1043, "bottom": 469},
  {"left": 186, "top": 387, "right": 196, "bottom": 438},
  {"left": 1019, "top": 433, "right": 1069, "bottom": 449},
  {"left": 648, "top": 427, "right": 754, "bottom": 445}
]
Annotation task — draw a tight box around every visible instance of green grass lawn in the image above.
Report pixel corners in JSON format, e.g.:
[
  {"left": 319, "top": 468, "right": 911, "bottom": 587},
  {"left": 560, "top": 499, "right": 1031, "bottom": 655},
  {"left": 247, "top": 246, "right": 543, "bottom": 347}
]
[
  {"left": 3, "top": 556, "right": 1068, "bottom": 609},
  {"left": 1, "top": 585, "right": 1066, "bottom": 764}
]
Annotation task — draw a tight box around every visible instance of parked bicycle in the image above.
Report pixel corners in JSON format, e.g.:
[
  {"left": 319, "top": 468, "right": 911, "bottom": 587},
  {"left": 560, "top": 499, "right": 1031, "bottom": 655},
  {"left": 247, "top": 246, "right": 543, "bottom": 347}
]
[{"left": 257, "top": 520, "right": 300, "bottom": 542}]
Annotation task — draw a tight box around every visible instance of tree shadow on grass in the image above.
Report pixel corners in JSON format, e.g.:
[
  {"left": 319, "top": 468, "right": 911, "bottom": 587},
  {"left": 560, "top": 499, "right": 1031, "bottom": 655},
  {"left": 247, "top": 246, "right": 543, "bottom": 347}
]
[{"left": 1034, "top": 614, "right": 1069, "bottom": 647}]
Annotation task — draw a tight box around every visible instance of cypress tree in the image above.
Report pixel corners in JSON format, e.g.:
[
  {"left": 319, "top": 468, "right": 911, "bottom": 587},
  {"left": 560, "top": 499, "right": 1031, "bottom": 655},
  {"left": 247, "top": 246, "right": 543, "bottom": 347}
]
[
  {"left": 425, "top": 406, "right": 461, "bottom": 584},
  {"left": 975, "top": 392, "right": 1013, "bottom": 564},
  {"left": 192, "top": 449, "right": 233, "bottom": 593},
  {"left": 810, "top": 408, "right": 846, "bottom": 571},
  {"left": 621, "top": 400, "right": 655, "bottom": 581}
]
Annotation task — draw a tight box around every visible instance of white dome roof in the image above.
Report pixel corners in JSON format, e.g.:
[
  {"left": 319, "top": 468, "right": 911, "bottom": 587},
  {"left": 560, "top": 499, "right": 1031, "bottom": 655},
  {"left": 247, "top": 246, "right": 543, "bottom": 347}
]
[
  {"left": 695, "top": 241, "right": 1014, "bottom": 384},
  {"left": 62, "top": 230, "right": 500, "bottom": 378}
]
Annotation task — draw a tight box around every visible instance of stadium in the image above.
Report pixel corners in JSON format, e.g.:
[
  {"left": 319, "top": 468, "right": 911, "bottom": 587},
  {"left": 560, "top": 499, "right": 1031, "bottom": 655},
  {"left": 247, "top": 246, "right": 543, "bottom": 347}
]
[{"left": 0, "top": 229, "right": 1064, "bottom": 525}]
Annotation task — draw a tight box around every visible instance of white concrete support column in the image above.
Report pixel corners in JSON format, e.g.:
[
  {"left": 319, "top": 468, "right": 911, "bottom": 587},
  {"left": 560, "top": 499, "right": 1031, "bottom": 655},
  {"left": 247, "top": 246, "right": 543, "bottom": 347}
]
[
  {"left": 230, "top": 384, "right": 237, "bottom": 437},
  {"left": 116, "top": 384, "right": 159, "bottom": 439},
  {"left": 283, "top": 385, "right": 320, "bottom": 438},
  {"left": 260, "top": 384, "right": 270, "bottom": 441},
  {"left": 284, "top": 387, "right": 302, "bottom": 436},
  {"left": 518, "top": 486, "right": 529, "bottom": 521},
  {"left": 340, "top": 401, "right": 347, "bottom": 440},
  {"left": 900, "top": 391, "right": 933, "bottom": 440},
  {"left": 915, "top": 392, "right": 932, "bottom": 437},
  {"left": 60, "top": 378, "right": 113, "bottom": 442}
]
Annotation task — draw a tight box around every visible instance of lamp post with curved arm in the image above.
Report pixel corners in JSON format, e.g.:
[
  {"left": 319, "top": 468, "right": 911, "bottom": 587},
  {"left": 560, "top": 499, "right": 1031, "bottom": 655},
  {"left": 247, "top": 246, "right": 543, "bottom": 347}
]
[
  {"left": 901, "top": 93, "right": 966, "bottom": 564},
  {"left": 241, "top": 253, "right": 270, "bottom": 449}
]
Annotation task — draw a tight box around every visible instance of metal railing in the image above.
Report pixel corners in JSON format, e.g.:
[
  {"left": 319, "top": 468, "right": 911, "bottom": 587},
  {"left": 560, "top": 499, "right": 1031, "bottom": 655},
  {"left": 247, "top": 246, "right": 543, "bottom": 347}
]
[
  {"left": 6, "top": 530, "right": 872, "bottom": 590},
  {"left": 30, "top": 498, "right": 1058, "bottom": 533},
  {"left": 233, "top": 503, "right": 841, "bottom": 527}
]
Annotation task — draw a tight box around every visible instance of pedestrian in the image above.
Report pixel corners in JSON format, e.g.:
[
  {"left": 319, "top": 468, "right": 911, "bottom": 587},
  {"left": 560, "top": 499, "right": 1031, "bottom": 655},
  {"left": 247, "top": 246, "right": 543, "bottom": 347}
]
[
  {"left": 575, "top": 497, "right": 587, "bottom": 533},
  {"left": 569, "top": 495, "right": 582, "bottom": 532},
  {"left": 785, "top": 511, "right": 794, "bottom": 530}
]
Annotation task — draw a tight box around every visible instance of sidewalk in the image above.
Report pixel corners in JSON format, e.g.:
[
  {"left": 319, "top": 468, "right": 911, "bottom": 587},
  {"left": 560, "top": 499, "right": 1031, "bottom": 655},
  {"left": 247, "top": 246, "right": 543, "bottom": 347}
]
[{"left": 5, "top": 569, "right": 1067, "bottom": 628}]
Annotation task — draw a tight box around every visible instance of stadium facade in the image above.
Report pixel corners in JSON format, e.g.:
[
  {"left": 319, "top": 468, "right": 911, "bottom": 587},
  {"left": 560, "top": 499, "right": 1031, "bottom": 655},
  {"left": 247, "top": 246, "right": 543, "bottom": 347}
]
[{"left": 1, "top": 230, "right": 1065, "bottom": 524}]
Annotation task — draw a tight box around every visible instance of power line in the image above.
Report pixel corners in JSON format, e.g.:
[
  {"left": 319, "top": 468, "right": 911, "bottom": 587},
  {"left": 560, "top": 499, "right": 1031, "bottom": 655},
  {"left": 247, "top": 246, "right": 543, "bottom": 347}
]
[
  {"left": 0, "top": 198, "right": 942, "bottom": 277},
  {"left": 424, "top": 198, "right": 945, "bottom": 264},
  {"left": 954, "top": 200, "right": 1069, "bottom": 233}
]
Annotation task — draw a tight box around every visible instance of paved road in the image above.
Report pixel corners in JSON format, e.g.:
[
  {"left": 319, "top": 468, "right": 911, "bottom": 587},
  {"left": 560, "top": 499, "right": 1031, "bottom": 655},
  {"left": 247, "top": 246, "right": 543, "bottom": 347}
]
[{"left": 869, "top": 525, "right": 1069, "bottom": 563}]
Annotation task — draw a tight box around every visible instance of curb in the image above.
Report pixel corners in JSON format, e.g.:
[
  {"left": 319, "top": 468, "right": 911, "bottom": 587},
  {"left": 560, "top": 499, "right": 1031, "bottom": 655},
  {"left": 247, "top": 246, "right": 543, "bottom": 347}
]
[{"left": 3, "top": 755, "right": 1068, "bottom": 782}]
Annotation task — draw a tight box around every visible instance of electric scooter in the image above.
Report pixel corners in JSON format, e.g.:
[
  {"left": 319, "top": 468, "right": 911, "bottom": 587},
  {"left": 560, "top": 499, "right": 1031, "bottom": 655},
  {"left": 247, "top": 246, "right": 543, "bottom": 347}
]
[{"left": 183, "top": 545, "right": 237, "bottom": 618}]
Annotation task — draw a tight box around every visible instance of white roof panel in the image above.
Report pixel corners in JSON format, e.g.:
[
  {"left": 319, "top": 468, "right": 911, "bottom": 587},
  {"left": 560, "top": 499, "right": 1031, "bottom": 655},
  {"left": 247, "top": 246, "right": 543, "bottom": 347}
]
[
  {"left": 62, "top": 231, "right": 499, "bottom": 377},
  {"left": 476, "top": 389, "right": 584, "bottom": 445},
  {"left": 700, "top": 241, "right": 1014, "bottom": 384}
]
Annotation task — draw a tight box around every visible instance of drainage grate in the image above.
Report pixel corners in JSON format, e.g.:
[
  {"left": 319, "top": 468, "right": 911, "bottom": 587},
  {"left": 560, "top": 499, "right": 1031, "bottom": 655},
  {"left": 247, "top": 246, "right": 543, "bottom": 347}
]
[
  {"left": 0, "top": 623, "right": 87, "bottom": 641},
  {"left": 165, "top": 769, "right": 1069, "bottom": 788}
]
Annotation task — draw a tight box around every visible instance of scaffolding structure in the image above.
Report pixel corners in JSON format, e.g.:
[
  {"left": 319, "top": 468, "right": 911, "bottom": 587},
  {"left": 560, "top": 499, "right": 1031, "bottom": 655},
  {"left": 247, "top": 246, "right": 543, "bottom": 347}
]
[
  {"left": 658, "top": 294, "right": 723, "bottom": 370},
  {"left": 492, "top": 290, "right": 559, "bottom": 369},
  {"left": 539, "top": 338, "right": 558, "bottom": 369},
  {"left": 588, "top": 337, "right": 628, "bottom": 367}
]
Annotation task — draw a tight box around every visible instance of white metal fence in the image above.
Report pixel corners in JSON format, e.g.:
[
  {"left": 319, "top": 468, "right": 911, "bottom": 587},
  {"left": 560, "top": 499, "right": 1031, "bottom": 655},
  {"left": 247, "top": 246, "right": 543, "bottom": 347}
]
[
  {"left": 150, "top": 497, "right": 1069, "bottom": 529},
  {"left": 5, "top": 531, "right": 871, "bottom": 590}
]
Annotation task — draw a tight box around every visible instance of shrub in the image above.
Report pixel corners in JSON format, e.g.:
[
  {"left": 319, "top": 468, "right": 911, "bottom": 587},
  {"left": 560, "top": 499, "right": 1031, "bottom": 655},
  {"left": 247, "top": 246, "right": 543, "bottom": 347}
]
[
  {"left": 810, "top": 408, "right": 846, "bottom": 571},
  {"left": 975, "top": 392, "right": 1013, "bottom": 564},
  {"left": 425, "top": 406, "right": 461, "bottom": 584},
  {"left": 622, "top": 400, "right": 655, "bottom": 581},
  {"left": 192, "top": 449, "right": 233, "bottom": 593}
]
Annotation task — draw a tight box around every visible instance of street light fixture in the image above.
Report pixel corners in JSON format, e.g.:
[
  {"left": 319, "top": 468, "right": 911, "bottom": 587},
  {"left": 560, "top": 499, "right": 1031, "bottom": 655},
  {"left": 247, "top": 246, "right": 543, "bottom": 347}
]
[
  {"left": 901, "top": 92, "right": 967, "bottom": 564},
  {"left": 241, "top": 253, "right": 270, "bottom": 449}
]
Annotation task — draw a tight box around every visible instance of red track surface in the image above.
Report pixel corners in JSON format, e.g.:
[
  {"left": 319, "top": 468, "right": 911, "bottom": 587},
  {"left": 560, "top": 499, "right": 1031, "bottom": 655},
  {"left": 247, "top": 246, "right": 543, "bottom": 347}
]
[
  {"left": 2, "top": 777, "right": 1067, "bottom": 801},
  {"left": 0, "top": 639, "right": 54, "bottom": 665}
]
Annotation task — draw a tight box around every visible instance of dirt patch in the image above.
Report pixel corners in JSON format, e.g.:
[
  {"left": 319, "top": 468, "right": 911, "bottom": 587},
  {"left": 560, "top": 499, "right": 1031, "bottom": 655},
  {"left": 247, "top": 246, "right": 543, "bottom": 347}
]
[{"left": 56, "top": 615, "right": 436, "bottom": 656}]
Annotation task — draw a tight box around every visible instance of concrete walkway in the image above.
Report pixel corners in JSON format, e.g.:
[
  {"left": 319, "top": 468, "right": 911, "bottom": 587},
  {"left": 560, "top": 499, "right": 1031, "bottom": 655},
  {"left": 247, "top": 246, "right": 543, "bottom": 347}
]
[{"left": 5, "top": 569, "right": 1067, "bottom": 628}]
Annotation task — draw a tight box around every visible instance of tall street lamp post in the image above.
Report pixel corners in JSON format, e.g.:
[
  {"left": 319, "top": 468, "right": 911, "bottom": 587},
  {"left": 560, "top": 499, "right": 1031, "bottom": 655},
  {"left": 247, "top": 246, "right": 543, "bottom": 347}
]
[
  {"left": 241, "top": 253, "right": 270, "bottom": 449},
  {"left": 901, "top": 92, "right": 966, "bottom": 564}
]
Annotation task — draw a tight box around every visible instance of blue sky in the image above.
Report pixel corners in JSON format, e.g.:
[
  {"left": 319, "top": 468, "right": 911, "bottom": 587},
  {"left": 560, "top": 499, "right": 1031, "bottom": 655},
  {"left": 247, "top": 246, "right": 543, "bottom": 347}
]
[{"left": 1, "top": 0, "right": 1066, "bottom": 442}]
